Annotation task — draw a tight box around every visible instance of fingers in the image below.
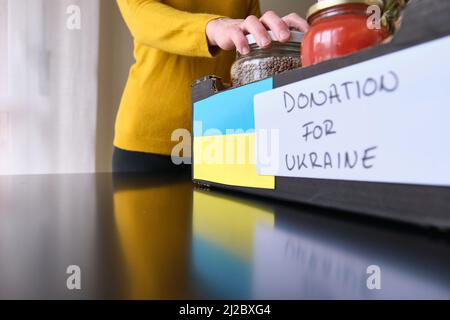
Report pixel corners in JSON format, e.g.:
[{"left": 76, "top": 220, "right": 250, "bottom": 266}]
[
  {"left": 241, "top": 15, "right": 271, "bottom": 48},
  {"left": 229, "top": 26, "right": 250, "bottom": 55},
  {"left": 260, "top": 10, "right": 291, "bottom": 42},
  {"left": 282, "top": 13, "right": 310, "bottom": 32},
  {"left": 206, "top": 18, "right": 250, "bottom": 54},
  {"left": 207, "top": 13, "right": 308, "bottom": 55}
]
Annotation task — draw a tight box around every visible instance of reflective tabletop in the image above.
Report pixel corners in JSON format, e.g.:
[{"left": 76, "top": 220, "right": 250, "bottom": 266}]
[{"left": 0, "top": 173, "right": 449, "bottom": 299}]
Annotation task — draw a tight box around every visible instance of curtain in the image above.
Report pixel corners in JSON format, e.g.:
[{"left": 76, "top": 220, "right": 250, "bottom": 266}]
[{"left": 0, "top": 0, "right": 100, "bottom": 175}]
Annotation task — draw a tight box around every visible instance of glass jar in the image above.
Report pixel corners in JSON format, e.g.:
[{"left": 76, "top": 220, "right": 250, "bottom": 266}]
[
  {"left": 231, "top": 31, "right": 303, "bottom": 87},
  {"left": 302, "top": 0, "right": 388, "bottom": 67}
]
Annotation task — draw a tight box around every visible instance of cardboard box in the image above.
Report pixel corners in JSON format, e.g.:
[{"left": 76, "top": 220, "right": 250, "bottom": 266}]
[{"left": 192, "top": 0, "right": 450, "bottom": 229}]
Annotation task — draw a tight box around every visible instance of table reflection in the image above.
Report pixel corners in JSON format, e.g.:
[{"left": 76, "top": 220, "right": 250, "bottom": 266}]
[
  {"left": 113, "top": 175, "right": 192, "bottom": 299},
  {"left": 0, "top": 173, "right": 449, "bottom": 299},
  {"left": 191, "top": 189, "right": 450, "bottom": 300},
  {"left": 191, "top": 191, "right": 274, "bottom": 299}
]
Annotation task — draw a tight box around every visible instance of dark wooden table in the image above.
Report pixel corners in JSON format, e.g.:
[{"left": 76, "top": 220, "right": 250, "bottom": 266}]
[{"left": 0, "top": 173, "right": 449, "bottom": 299}]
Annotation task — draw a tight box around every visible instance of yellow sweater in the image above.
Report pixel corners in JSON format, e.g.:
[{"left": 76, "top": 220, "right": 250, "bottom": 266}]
[{"left": 115, "top": 0, "right": 260, "bottom": 155}]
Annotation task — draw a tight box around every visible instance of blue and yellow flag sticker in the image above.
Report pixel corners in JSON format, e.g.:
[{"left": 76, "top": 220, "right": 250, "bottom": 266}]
[{"left": 193, "top": 79, "right": 275, "bottom": 189}]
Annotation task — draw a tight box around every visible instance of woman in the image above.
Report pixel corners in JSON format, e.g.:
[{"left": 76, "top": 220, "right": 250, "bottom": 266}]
[{"left": 114, "top": 0, "right": 309, "bottom": 173}]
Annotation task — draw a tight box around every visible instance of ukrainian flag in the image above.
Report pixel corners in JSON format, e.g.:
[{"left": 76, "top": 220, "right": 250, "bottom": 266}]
[{"left": 193, "top": 78, "right": 275, "bottom": 189}]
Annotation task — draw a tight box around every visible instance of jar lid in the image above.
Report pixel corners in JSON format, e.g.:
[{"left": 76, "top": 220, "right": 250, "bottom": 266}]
[
  {"left": 245, "top": 30, "right": 303, "bottom": 45},
  {"left": 307, "top": 0, "right": 384, "bottom": 20}
]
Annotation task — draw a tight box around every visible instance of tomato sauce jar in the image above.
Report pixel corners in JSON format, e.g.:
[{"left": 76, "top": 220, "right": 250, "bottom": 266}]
[{"left": 302, "top": 0, "right": 388, "bottom": 67}]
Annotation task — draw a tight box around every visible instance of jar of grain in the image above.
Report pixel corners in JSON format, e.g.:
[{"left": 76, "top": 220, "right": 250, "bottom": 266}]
[{"left": 231, "top": 31, "right": 303, "bottom": 87}]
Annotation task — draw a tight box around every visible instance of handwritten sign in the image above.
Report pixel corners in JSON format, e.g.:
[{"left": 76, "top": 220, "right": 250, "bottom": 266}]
[{"left": 254, "top": 36, "right": 450, "bottom": 186}]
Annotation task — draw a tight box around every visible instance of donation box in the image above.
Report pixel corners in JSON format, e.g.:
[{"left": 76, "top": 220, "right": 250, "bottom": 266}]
[{"left": 191, "top": 0, "right": 450, "bottom": 229}]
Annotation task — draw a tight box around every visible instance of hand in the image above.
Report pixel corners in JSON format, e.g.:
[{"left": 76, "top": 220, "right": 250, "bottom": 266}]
[{"left": 206, "top": 11, "right": 309, "bottom": 55}]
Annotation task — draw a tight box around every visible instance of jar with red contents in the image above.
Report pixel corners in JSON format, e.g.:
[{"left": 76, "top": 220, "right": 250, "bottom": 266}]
[{"left": 302, "top": 0, "right": 388, "bottom": 67}]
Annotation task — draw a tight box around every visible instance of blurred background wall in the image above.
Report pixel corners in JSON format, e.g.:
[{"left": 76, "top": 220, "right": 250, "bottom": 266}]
[
  {"left": 1, "top": 0, "right": 100, "bottom": 175},
  {"left": 95, "top": 0, "right": 316, "bottom": 172}
]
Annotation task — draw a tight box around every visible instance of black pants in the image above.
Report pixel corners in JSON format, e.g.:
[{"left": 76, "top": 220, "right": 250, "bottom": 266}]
[{"left": 112, "top": 147, "right": 191, "bottom": 175}]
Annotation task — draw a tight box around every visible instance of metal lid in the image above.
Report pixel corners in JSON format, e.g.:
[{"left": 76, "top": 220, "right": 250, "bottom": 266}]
[
  {"left": 307, "top": 0, "right": 384, "bottom": 20},
  {"left": 245, "top": 30, "right": 303, "bottom": 45}
]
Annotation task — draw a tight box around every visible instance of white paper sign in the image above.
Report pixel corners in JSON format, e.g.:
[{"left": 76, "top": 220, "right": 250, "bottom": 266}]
[{"left": 254, "top": 36, "right": 450, "bottom": 186}]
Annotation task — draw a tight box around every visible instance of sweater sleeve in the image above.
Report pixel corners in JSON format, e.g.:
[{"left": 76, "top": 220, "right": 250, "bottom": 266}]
[
  {"left": 116, "top": 0, "right": 224, "bottom": 57},
  {"left": 249, "top": 0, "right": 262, "bottom": 17}
]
